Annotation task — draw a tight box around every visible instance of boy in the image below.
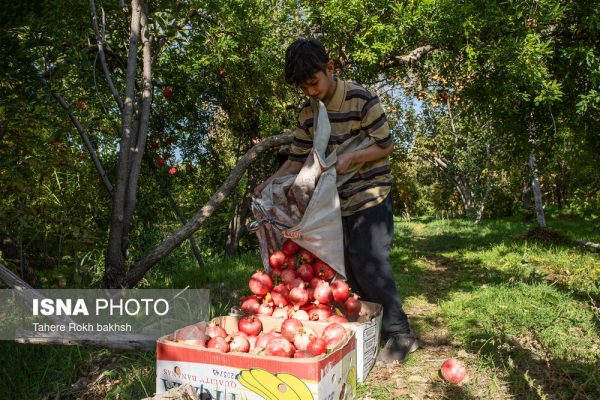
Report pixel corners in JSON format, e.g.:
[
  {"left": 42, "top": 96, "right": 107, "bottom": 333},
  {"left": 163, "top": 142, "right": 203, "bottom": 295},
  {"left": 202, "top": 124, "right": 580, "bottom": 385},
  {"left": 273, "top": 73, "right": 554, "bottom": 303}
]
[{"left": 254, "top": 38, "right": 418, "bottom": 364}]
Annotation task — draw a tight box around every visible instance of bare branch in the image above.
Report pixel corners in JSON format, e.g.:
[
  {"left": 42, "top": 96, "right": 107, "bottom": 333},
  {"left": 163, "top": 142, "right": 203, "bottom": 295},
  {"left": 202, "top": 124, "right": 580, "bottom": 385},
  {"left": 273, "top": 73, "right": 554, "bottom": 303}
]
[
  {"left": 123, "top": 0, "right": 153, "bottom": 237},
  {"left": 48, "top": 88, "right": 114, "bottom": 194},
  {"left": 126, "top": 131, "right": 294, "bottom": 287},
  {"left": 381, "top": 45, "right": 436, "bottom": 69},
  {"left": 89, "top": 0, "right": 124, "bottom": 111}
]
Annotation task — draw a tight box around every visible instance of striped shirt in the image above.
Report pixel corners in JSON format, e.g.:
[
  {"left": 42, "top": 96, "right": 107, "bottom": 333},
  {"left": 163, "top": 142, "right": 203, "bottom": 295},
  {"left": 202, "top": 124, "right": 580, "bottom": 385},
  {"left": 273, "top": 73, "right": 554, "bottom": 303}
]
[{"left": 288, "top": 78, "right": 393, "bottom": 216}]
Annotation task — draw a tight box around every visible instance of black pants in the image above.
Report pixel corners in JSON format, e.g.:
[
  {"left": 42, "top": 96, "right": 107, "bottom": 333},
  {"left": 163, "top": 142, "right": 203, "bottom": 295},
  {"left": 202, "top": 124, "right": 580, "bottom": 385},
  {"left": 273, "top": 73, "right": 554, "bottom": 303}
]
[{"left": 342, "top": 194, "right": 410, "bottom": 335}]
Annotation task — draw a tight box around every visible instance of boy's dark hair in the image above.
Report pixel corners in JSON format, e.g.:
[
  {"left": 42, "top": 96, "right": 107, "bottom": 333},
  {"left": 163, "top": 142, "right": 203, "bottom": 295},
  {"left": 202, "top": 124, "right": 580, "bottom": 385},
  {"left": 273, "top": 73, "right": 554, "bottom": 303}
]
[{"left": 284, "top": 38, "right": 329, "bottom": 85}]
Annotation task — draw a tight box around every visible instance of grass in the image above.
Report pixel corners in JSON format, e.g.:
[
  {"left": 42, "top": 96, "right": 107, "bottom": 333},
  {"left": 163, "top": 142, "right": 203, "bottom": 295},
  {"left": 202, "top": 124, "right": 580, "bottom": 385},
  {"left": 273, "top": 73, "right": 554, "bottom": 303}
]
[{"left": 1, "top": 213, "right": 599, "bottom": 399}]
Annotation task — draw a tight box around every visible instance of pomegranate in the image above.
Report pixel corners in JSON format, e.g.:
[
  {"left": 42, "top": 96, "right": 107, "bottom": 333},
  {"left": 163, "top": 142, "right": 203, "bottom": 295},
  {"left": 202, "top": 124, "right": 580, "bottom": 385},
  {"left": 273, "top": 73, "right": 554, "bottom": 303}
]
[
  {"left": 247, "top": 335, "right": 258, "bottom": 350},
  {"left": 282, "top": 239, "right": 300, "bottom": 256},
  {"left": 299, "top": 248, "right": 314, "bottom": 264},
  {"left": 293, "top": 327, "right": 318, "bottom": 351},
  {"left": 207, "top": 336, "right": 230, "bottom": 352},
  {"left": 306, "top": 286, "right": 315, "bottom": 302},
  {"left": 313, "top": 281, "right": 333, "bottom": 304},
  {"left": 255, "top": 330, "right": 278, "bottom": 350},
  {"left": 280, "top": 269, "right": 297, "bottom": 285},
  {"left": 321, "top": 323, "right": 347, "bottom": 350},
  {"left": 313, "top": 260, "right": 336, "bottom": 281},
  {"left": 272, "top": 306, "right": 289, "bottom": 319},
  {"left": 240, "top": 296, "right": 260, "bottom": 315},
  {"left": 280, "top": 318, "right": 303, "bottom": 342},
  {"left": 287, "top": 277, "right": 304, "bottom": 290},
  {"left": 229, "top": 335, "right": 250, "bottom": 352},
  {"left": 310, "top": 278, "right": 322, "bottom": 288},
  {"left": 306, "top": 337, "right": 327, "bottom": 356},
  {"left": 206, "top": 323, "right": 227, "bottom": 338},
  {"left": 283, "top": 254, "right": 297, "bottom": 269},
  {"left": 270, "top": 268, "right": 282, "bottom": 283},
  {"left": 308, "top": 304, "right": 332, "bottom": 321},
  {"left": 330, "top": 280, "right": 350, "bottom": 302},
  {"left": 265, "top": 337, "right": 295, "bottom": 358},
  {"left": 163, "top": 87, "right": 173, "bottom": 98},
  {"left": 440, "top": 358, "right": 467, "bottom": 384},
  {"left": 289, "top": 286, "right": 309, "bottom": 309},
  {"left": 257, "top": 302, "right": 273, "bottom": 316},
  {"left": 231, "top": 330, "right": 248, "bottom": 337},
  {"left": 344, "top": 294, "right": 361, "bottom": 316},
  {"left": 327, "top": 314, "right": 349, "bottom": 323},
  {"left": 238, "top": 315, "right": 262, "bottom": 336},
  {"left": 296, "top": 263, "right": 314, "bottom": 282},
  {"left": 270, "top": 284, "right": 289, "bottom": 307},
  {"left": 269, "top": 251, "right": 286, "bottom": 269},
  {"left": 292, "top": 309, "right": 309, "bottom": 320},
  {"left": 249, "top": 270, "right": 272, "bottom": 297}
]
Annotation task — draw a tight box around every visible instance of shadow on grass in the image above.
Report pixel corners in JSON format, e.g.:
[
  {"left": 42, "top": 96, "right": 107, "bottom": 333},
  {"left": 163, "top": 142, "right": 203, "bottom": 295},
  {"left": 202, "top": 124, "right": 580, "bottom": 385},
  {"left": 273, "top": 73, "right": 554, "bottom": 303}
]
[
  {"left": 464, "top": 332, "right": 599, "bottom": 399},
  {"left": 392, "top": 217, "right": 600, "bottom": 399}
]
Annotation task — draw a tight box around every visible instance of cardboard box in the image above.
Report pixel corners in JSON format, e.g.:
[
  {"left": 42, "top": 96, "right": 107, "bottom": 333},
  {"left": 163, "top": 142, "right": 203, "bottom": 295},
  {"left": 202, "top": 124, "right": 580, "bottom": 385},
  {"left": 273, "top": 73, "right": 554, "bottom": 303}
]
[
  {"left": 260, "top": 300, "right": 382, "bottom": 383},
  {"left": 156, "top": 315, "right": 357, "bottom": 400}
]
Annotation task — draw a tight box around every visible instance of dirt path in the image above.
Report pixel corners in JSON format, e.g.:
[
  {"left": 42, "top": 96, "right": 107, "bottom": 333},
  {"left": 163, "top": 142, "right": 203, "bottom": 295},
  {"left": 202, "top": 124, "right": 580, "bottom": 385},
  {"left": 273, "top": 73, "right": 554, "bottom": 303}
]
[{"left": 363, "top": 223, "right": 512, "bottom": 400}]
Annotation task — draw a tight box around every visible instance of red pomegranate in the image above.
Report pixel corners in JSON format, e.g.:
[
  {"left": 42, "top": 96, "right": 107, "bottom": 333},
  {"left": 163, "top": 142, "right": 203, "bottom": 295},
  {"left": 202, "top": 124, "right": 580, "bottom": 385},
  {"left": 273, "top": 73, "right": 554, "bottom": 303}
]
[
  {"left": 291, "top": 309, "right": 309, "bottom": 320},
  {"left": 306, "top": 337, "right": 327, "bottom": 356},
  {"left": 281, "top": 239, "right": 300, "bottom": 256},
  {"left": 440, "top": 358, "right": 467, "bottom": 384},
  {"left": 289, "top": 286, "right": 309, "bottom": 309},
  {"left": 313, "top": 281, "right": 333, "bottom": 304},
  {"left": 207, "top": 336, "right": 230, "bottom": 352},
  {"left": 299, "top": 248, "right": 314, "bottom": 264},
  {"left": 265, "top": 337, "right": 295, "bottom": 358},
  {"left": 313, "top": 260, "right": 336, "bottom": 281},
  {"left": 293, "top": 327, "right": 318, "bottom": 351},
  {"left": 249, "top": 270, "right": 273, "bottom": 297},
  {"left": 272, "top": 306, "right": 289, "bottom": 319},
  {"left": 206, "top": 323, "right": 227, "bottom": 338},
  {"left": 344, "top": 294, "right": 361, "bottom": 316},
  {"left": 327, "top": 314, "right": 349, "bottom": 324},
  {"left": 321, "top": 323, "right": 347, "bottom": 350},
  {"left": 229, "top": 335, "right": 250, "bottom": 352},
  {"left": 240, "top": 296, "right": 260, "bottom": 315},
  {"left": 270, "top": 284, "right": 289, "bottom": 307},
  {"left": 269, "top": 251, "right": 286, "bottom": 269},
  {"left": 238, "top": 315, "right": 262, "bottom": 336},
  {"left": 297, "top": 263, "right": 314, "bottom": 282},
  {"left": 280, "top": 318, "right": 303, "bottom": 342},
  {"left": 330, "top": 280, "right": 350, "bottom": 302},
  {"left": 280, "top": 269, "right": 297, "bottom": 285}
]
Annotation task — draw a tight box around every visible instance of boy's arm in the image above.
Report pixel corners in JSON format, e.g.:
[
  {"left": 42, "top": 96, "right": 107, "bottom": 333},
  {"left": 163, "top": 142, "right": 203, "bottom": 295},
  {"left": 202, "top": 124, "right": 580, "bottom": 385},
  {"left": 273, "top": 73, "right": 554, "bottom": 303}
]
[
  {"left": 336, "top": 142, "right": 393, "bottom": 175},
  {"left": 253, "top": 159, "right": 303, "bottom": 197}
]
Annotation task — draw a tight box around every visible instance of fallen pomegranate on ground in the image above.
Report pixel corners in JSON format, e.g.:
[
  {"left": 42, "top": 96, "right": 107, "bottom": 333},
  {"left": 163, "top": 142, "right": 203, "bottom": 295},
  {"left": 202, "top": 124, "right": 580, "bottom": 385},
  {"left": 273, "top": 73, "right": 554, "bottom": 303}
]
[{"left": 440, "top": 358, "right": 467, "bottom": 384}]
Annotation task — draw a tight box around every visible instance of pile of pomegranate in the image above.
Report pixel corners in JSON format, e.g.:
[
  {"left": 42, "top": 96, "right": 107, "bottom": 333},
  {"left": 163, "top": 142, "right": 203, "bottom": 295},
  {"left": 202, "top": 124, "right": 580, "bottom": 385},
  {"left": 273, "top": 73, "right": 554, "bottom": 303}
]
[
  {"left": 240, "top": 239, "right": 362, "bottom": 322},
  {"left": 175, "top": 317, "right": 348, "bottom": 358}
]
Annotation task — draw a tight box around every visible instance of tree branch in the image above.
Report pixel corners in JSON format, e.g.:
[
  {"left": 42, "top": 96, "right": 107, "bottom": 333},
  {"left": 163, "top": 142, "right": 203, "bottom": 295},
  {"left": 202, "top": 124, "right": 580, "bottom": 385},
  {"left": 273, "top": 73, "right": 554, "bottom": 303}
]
[
  {"left": 125, "top": 131, "right": 294, "bottom": 287},
  {"left": 48, "top": 88, "right": 114, "bottom": 195},
  {"left": 89, "top": 0, "right": 124, "bottom": 111},
  {"left": 381, "top": 45, "right": 436, "bottom": 69}
]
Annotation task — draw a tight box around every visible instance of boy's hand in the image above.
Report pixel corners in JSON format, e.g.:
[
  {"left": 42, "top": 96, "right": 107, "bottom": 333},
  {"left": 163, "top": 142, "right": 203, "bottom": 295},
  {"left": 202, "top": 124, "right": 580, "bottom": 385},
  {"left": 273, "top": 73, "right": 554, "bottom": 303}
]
[
  {"left": 253, "top": 181, "right": 267, "bottom": 198},
  {"left": 336, "top": 153, "right": 354, "bottom": 175}
]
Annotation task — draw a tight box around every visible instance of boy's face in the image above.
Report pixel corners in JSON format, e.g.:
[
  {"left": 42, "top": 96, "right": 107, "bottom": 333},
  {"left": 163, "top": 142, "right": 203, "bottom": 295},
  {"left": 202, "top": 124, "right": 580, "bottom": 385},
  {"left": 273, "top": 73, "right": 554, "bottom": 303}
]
[{"left": 297, "top": 61, "right": 336, "bottom": 103}]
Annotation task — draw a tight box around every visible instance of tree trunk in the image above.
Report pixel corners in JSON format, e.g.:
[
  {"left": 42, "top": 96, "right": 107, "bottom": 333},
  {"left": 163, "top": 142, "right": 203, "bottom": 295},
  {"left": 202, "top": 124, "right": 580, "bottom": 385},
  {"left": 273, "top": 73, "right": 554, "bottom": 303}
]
[
  {"left": 475, "top": 183, "right": 492, "bottom": 225},
  {"left": 529, "top": 149, "right": 547, "bottom": 228},
  {"left": 225, "top": 188, "right": 253, "bottom": 257},
  {"left": 105, "top": 0, "right": 142, "bottom": 288}
]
